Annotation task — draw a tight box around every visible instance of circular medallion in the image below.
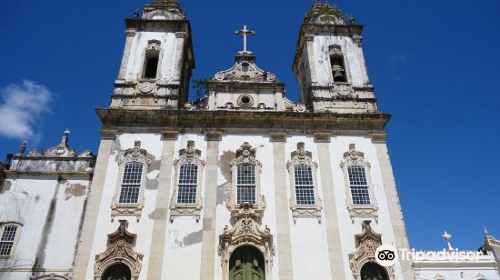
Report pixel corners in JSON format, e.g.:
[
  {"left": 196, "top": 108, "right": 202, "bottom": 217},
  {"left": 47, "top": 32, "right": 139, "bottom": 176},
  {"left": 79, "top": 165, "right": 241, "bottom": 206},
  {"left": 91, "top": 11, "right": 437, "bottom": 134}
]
[{"left": 139, "top": 82, "right": 154, "bottom": 93}]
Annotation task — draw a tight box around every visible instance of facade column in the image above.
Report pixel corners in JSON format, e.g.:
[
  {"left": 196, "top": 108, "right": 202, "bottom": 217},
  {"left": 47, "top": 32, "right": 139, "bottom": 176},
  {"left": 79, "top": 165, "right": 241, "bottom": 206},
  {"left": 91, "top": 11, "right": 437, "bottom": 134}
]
[
  {"left": 314, "top": 133, "right": 346, "bottom": 280},
  {"left": 172, "top": 32, "right": 187, "bottom": 83},
  {"left": 72, "top": 129, "right": 116, "bottom": 280},
  {"left": 270, "top": 132, "right": 294, "bottom": 280},
  {"left": 199, "top": 130, "right": 222, "bottom": 280},
  {"left": 373, "top": 134, "right": 415, "bottom": 280},
  {"left": 117, "top": 29, "right": 136, "bottom": 81},
  {"left": 146, "top": 130, "right": 178, "bottom": 280},
  {"left": 353, "top": 35, "right": 371, "bottom": 86}
]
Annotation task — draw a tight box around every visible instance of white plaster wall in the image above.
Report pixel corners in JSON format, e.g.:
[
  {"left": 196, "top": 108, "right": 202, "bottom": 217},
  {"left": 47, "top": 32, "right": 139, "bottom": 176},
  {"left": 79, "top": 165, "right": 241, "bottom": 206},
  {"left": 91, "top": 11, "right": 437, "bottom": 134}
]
[
  {"left": 125, "top": 32, "right": 177, "bottom": 83},
  {"left": 285, "top": 136, "right": 333, "bottom": 280},
  {"left": 415, "top": 266, "right": 500, "bottom": 280},
  {"left": 84, "top": 133, "right": 163, "bottom": 280},
  {"left": 0, "top": 176, "right": 89, "bottom": 279},
  {"left": 329, "top": 136, "right": 404, "bottom": 280},
  {"left": 313, "top": 36, "right": 364, "bottom": 87},
  {"left": 214, "top": 135, "right": 280, "bottom": 280},
  {"left": 162, "top": 133, "right": 206, "bottom": 280}
]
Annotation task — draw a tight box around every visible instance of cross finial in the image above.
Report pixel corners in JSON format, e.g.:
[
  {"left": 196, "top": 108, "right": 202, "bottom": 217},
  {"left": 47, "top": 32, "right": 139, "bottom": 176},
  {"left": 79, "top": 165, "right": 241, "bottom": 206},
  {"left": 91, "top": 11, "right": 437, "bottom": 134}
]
[{"left": 235, "top": 25, "right": 255, "bottom": 53}]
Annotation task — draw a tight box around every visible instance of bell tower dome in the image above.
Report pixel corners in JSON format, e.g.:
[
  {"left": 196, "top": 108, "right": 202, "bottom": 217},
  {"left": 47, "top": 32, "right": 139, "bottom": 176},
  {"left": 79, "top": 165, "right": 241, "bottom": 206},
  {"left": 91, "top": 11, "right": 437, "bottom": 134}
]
[
  {"left": 293, "top": 2, "right": 377, "bottom": 113},
  {"left": 111, "top": 0, "right": 195, "bottom": 110}
]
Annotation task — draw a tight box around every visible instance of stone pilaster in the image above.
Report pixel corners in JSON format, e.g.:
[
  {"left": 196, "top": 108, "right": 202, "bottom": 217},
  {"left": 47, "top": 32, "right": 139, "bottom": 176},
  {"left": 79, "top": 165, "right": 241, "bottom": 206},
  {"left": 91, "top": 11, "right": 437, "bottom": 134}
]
[
  {"left": 199, "top": 130, "right": 222, "bottom": 280},
  {"left": 72, "top": 129, "right": 116, "bottom": 280},
  {"left": 146, "top": 130, "right": 178, "bottom": 280},
  {"left": 373, "top": 138, "right": 415, "bottom": 280},
  {"left": 270, "top": 132, "right": 294, "bottom": 280},
  {"left": 172, "top": 32, "right": 187, "bottom": 83},
  {"left": 314, "top": 133, "right": 346, "bottom": 280},
  {"left": 117, "top": 29, "right": 137, "bottom": 81}
]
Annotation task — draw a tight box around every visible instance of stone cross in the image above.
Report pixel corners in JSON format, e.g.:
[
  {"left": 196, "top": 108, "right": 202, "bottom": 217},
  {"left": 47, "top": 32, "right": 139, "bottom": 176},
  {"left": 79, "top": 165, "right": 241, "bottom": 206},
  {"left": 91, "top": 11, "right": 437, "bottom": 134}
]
[{"left": 235, "top": 25, "right": 255, "bottom": 53}]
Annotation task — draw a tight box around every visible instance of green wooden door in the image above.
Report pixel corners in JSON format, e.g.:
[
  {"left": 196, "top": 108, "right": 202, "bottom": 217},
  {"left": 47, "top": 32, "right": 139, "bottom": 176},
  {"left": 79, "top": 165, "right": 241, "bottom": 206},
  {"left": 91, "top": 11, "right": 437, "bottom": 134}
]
[
  {"left": 360, "top": 262, "right": 388, "bottom": 280},
  {"left": 102, "top": 263, "right": 131, "bottom": 280},
  {"left": 229, "top": 246, "right": 265, "bottom": 280}
]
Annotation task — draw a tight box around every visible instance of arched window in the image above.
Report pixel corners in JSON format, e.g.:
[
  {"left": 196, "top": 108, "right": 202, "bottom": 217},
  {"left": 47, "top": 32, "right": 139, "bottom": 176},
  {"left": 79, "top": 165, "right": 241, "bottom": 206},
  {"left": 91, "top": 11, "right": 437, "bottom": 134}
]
[
  {"left": 228, "top": 142, "right": 264, "bottom": 214},
  {"left": 286, "top": 142, "right": 322, "bottom": 222},
  {"left": 329, "top": 45, "right": 348, "bottom": 83},
  {"left": 340, "top": 144, "right": 378, "bottom": 220},
  {"left": 360, "top": 262, "right": 388, "bottom": 280},
  {"left": 229, "top": 246, "right": 265, "bottom": 280},
  {"left": 112, "top": 141, "right": 150, "bottom": 218},
  {"left": 119, "top": 162, "right": 144, "bottom": 204},
  {"left": 348, "top": 165, "right": 370, "bottom": 205},
  {"left": 142, "top": 40, "right": 161, "bottom": 79},
  {"left": 170, "top": 141, "right": 205, "bottom": 222},
  {"left": 0, "top": 223, "right": 22, "bottom": 258},
  {"left": 237, "top": 164, "right": 256, "bottom": 205},
  {"left": 102, "top": 263, "right": 131, "bottom": 280}
]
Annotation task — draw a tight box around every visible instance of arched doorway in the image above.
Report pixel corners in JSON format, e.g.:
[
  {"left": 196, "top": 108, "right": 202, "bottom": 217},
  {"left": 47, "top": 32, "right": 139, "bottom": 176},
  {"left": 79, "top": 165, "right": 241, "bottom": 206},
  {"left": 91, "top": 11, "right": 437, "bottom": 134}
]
[
  {"left": 229, "top": 246, "right": 265, "bottom": 280},
  {"left": 360, "top": 262, "right": 388, "bottom": 280},
  {"left": 102, "top": 263, "right": 131, "bottom": 280}
]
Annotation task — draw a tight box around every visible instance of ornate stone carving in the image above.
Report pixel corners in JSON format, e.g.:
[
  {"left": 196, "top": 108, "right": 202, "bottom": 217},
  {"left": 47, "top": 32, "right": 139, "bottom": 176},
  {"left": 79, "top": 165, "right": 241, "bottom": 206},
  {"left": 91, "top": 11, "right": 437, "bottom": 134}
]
[
  {"left": 340, "top": 144, "right": 370, "bottom": 168},
  {"left": 230, "top": 142, "right": 262, "bottom": 168},
  {"left": 170, "top": 141, "right": 205, "bottom": 222},
  {"left": 329, "top": 44, "right": 343, "bottom": 55},
  {"left": 286, "top": 143, "right": 322, "bottom": 222},
  {"left": 340, "top": 144, "right": 378, "bottom": 220},
  {"left": 349, "top": 221, "right": 394, "bottom": 280},
  {"left": 214, "top": 56, "right": 276, "bottom": 83},
  {"left": 94, "top": 220, "right": 143, "bottom": 280},
  {"left": 218, "top": 203, "right": 275, "bottom": 280},
  {"left": 142, "top": 0, "right": 186, "bottom": 20},
  {"left": 227, "top": 142, "right": 265, "bottom": 215},
  {"left": 293, "top": 103, "right": 307, "bottom": 113},
  {"left": 24, "top": 130, "right": 94, "bottom": 158},
  {"left": 118, "top": 141, "right": 151, "bottom": 166},
  {"left": 112, "top": 141, "right": 151, "bottom": 218},
  {"left": 138, "top": 82, "right": 155, "bottom": 94},
  {"left": 145, "top": 40, "right": 161, "bottom": 51},
  {"left": 304, "top": 2, "right": 347, "bottom": 25},
  {"left": 332, "top": 83, "right": 354, "bottom": 97}
]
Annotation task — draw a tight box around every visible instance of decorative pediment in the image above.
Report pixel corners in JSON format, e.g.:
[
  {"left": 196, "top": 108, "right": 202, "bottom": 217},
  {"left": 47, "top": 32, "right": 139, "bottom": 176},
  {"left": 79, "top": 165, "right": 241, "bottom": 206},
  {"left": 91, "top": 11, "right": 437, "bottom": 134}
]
[
  {"left": 214, "top": 54, "right": 276, "bottom": 83},
  {"left": 349, "top": 221, "right": 394, "bottom": 280},
  {"left": 118, "top": 141, "right": 151, "bottom": 166},
  {"left": 286, "top": 142, "right": 318, "bottom": 169},
  {"left": 304, "top": 2, "right": 348, "bottom": 25},
  {"left": 173, "top": 140, "right": 205, "bottom": 166},
  {"left": 230, "top": 142, "right": 262, "bottom": 167},
  {"left": 142, "top": 0, "right": 186, "bottom": 20},
  {"left": 341, "top": 144, "right": 370, "bottom": 168},
  {"left": 94, "top": 220, "right": 143, "bottom": 280},
  {"left": 24, "top": 130, "right": 93, "bottom": 158},
  {"left": 218, "top": 203, "right": 275, "bottom": 262}
]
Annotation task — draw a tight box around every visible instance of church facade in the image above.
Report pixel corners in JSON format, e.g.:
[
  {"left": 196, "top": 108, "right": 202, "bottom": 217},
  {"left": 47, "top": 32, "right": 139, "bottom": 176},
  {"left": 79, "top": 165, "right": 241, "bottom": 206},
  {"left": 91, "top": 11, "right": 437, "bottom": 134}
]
[{"left": 0, "top": 1, "right": 498, "bottom": 280}]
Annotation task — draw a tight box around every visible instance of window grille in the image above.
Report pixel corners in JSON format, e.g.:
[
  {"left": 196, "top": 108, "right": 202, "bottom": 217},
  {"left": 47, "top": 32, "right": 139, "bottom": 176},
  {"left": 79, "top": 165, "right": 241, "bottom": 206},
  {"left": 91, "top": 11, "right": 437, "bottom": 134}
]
[
  {"left": 294, "top": 164, "right": 315, "bottom": 205},
  {"left": 177, "top": 164, "right": 198, "bottom": 204},
  {"left": 0, "top": 225, "right": 18, "bottom": 256},
  {"left": 237, "top": 164, "right": 256, "bottom": 205},
  {"left": 119, "top": 162, "right": 143, "bottom": 204},
  {"left": 348, "top": 165, "right": 371, "bottom": 205}
]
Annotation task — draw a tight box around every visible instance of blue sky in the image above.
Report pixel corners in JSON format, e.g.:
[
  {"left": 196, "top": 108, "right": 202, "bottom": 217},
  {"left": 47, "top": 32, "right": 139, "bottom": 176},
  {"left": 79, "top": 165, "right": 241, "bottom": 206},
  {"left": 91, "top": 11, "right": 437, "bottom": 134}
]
[{"left": 1, "top": 0, "right": 499, "bottom": 250}]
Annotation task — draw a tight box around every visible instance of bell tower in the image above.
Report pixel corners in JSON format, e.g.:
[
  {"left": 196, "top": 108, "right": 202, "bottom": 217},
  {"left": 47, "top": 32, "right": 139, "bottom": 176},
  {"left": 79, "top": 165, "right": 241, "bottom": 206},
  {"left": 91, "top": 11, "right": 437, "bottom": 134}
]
[
  {"left": 111, "top": 0, "right": 195, "bottom": 109},
  {"left": 293, "top": 2, "right": 377, "bottom": 113}
]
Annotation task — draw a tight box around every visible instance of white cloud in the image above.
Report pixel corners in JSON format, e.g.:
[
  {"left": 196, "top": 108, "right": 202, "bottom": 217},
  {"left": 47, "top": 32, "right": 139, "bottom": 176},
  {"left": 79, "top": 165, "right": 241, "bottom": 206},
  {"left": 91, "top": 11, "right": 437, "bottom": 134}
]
[{"left": 0, "top": 80, "right": 54, "bottom": 140}]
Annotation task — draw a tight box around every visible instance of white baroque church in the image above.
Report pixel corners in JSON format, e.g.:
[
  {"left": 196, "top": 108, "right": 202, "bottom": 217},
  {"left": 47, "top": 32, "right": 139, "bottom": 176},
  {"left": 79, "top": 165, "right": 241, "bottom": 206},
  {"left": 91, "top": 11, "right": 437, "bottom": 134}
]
[{"left": 0, "top": 1, "right": 498, "bottom": 280}]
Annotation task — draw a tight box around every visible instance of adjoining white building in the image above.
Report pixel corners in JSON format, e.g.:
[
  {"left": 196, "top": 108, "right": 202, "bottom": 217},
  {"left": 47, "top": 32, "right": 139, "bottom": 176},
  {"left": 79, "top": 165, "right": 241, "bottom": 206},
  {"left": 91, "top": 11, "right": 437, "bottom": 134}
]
[
  {"left": 413, "top": 231, "right": 500, "bottom": 280},
  {"left": 0, "top": 1, "right": 498, "bottom": 280}
]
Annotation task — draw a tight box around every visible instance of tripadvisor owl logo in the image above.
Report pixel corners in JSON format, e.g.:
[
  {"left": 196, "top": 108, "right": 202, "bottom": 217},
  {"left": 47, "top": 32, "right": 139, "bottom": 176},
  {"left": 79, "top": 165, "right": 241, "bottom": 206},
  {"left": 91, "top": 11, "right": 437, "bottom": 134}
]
[{"left": 375, "top": 244, "right": 398, "bottom": 267}]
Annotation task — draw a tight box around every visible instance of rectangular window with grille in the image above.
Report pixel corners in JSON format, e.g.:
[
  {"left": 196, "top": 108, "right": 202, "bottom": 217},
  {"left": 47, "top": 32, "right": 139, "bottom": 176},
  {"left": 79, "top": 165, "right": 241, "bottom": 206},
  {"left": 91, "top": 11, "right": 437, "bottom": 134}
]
[
  {"left": 237, "top": 164, "right": 256, "bottom": 205},
  {"left": 294, "top": 164, "right": 315, "bottom": 205},
  {"left": 177, "top": 164, "right": 198, "bottom": 204},
  {"left": 119, "top": 162, "right": 143, "bottom": 204},
  {"left": 348, "top": 165, "right": 371, "bottom": 205},
  {"left": 0, "top": 225, "right": 18, "bottom": 256}
]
